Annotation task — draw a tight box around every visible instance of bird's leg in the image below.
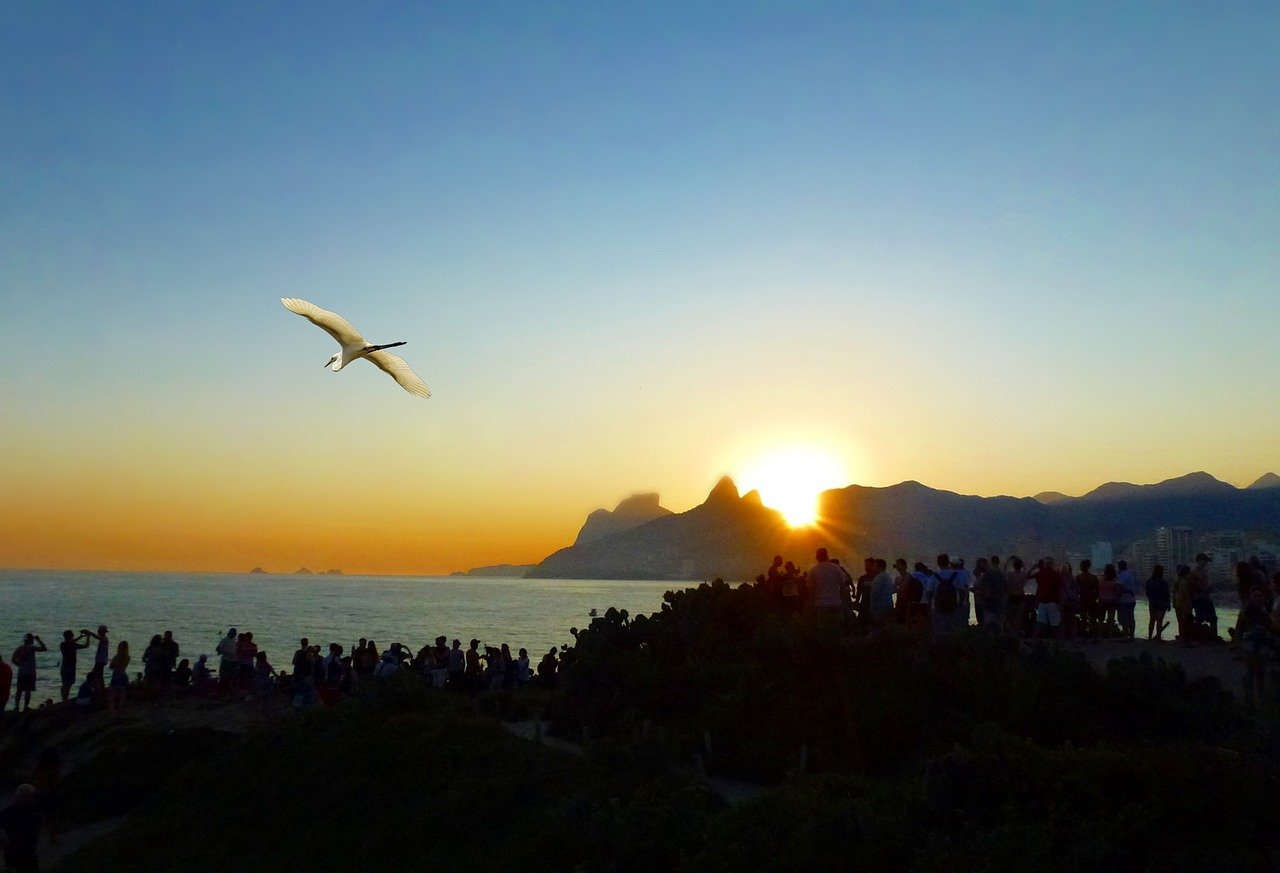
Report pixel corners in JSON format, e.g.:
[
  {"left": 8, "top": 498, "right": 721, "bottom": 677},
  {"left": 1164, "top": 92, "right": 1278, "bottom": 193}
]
[{"left": 364, "top": 342, "right": 407, "bottom": 352}]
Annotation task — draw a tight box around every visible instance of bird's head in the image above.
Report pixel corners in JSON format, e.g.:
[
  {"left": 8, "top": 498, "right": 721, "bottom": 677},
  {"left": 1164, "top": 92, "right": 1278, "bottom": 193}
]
[{"left": 324, "top": 354, "right": 341, "bottom": 371}]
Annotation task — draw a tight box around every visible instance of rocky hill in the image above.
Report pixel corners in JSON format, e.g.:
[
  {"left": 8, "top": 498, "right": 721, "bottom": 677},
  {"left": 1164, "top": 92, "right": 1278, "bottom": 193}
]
[{"left": 572, "top": 492, "right": 672, "bottom": 546}]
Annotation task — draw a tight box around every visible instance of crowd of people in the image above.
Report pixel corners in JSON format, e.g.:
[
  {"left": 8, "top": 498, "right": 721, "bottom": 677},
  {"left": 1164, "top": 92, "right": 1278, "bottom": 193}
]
[
  {"left": 0, "top": 624, "right": 570, "bottom": 718},
  {"left": 759, "top": 549, "right": 1280, "bottom": 701}
]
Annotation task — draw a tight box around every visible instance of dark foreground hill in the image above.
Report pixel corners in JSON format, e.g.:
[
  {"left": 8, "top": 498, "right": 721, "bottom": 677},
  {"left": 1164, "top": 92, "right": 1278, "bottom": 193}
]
[
  {"left": 24, "top": 583, "right": 1280, "bottom": 871},
  {"left": 530, "top": 472, "right": 1280, "bottom": 579}
]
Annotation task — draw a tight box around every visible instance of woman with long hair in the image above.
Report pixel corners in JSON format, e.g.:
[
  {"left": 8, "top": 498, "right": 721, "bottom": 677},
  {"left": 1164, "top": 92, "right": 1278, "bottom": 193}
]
[
  {"left": 108, "top": 641, "right": 130, "bottom": 716},
  {"left": 1098, "top": 564, "right": 1120, "bottom": 638},
  {"left": 1145, "top": 564, "right": 1171, "bottom": 640}
]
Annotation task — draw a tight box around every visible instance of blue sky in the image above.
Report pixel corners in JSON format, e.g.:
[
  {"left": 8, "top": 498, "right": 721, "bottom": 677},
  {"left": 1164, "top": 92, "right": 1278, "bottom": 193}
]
[{"left": 2, "top": 2, "right": 1278, "bottom": 571}]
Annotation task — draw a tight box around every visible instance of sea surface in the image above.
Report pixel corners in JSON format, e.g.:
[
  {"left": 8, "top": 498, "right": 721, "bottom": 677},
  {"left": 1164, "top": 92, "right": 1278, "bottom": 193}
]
[
  {"left": 0, "top": 570, "right": 1242, "bottom": 704},
  {"left": 0, "top": 570, "right": 683, "bottom": 702}
]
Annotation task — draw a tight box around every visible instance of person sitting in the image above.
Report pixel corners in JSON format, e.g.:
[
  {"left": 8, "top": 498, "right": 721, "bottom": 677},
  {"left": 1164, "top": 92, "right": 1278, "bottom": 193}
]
[
  {"left": 172, "top": 659, "right": 192, "bottom": 688},
  {"left": 192, "top": 654, "right": 212, "bottom": 687},
  {"left": 537, "top": 648, "right": 559, "bottom": 687}
]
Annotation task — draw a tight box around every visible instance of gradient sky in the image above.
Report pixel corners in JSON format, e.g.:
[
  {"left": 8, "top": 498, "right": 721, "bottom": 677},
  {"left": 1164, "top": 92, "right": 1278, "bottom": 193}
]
[{"left": 2, "top": 2, "right": 1277, "bottom": 573}]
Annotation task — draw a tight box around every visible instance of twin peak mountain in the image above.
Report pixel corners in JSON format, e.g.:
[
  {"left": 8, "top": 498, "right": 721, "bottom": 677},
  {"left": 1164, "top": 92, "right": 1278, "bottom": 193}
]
[{"left": 524, "top": 472, "right": 1280, "bottom": 581}]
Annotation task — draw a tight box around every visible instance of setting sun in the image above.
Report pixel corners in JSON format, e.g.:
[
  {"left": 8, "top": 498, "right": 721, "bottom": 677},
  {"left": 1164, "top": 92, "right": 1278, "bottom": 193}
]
[{"left": 735, "top": 447, "right": 848, "bottom": 527}]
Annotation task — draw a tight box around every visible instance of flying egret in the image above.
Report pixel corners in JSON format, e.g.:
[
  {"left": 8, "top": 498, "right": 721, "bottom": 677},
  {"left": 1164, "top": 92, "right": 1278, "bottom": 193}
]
[{"left": 281, "top": 297, "right": 432, "bottom": 398}]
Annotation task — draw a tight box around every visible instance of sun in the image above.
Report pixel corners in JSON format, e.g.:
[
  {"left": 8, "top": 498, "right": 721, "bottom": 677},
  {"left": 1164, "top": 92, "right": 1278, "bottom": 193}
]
[{"left": 735, "top": 447, "right": 847, "bottom": 527}]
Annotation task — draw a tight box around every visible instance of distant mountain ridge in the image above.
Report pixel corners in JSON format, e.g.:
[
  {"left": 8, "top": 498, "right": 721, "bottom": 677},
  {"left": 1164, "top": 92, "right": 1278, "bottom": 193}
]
[
  {"left": 1249, "top": 473, "right": 1280, "bottom": 490},
  {"left": 574, "top": 493, "right": 672, "bottom": 546},
  {"left": 530, "top": 471, "right": 1280, "bottom": 581}
]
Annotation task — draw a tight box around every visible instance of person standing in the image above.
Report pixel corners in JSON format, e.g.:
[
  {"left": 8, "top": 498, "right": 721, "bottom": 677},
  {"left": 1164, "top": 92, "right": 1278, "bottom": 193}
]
[
  {"left": 464, "top": 639, "right": 482, "bottom": 693},
  {"left": 1098, "top": 564, "right": 1120, "bottom": 637},
  {"left": 1173, "top": 565, "right": 1195, "bottom": 646},
  {"left": 868, "top": 558, "right": 895, "bottom": 631},
  {"left": 1077, "top": 560, "right": 1100, "bottom": 640},
  {"left": 159, "top": 631, "right": 180, "bottom": 682},
  {"left": 1145, "top": 565, "right": 1171, "bottom": 640},
  {"left": 1116, "top": 560, "right": 1138, "bottom": 640},
  {"left": 1029, "top": 559, "right": 1063, "bottom": 639},
  {"left": 976, "top": 557, "right": 1008, "bottom": 629},
  {"left": 1189, "top": 553, "right": 1218, "bottom": 639},
  {"left": 11, "top": 635, "right": 47, "bottom": 713},
  {"left": 83, "top": 626, "right": 110, "bottom": 693},
  {"left": 107, "top": 642, "right": 130, "bottom": 717},
  {"left": 447, "top": 639, "right": 465, "bottom": 690},
  {"left": 57, "top": 630, "right": 91, "bottom": 702},
  {"left": 216, "top": 628, "right": 238, "bottom": 689},
  {"left": 927, "top": 554, "right": 963, "bottom": 636},
  {"left": 808, "top": 548, "right": 846, "bottom": 611}
]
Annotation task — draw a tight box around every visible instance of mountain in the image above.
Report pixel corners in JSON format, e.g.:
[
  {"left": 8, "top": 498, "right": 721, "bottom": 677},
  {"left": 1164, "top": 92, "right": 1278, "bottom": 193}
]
[
  {"left": 573, "top": 493, "right": 672, "bottom": 547},
  {"left": 1033, "top": 492, "right": 1071, "bottom": 504},
  {"left": 1248, "top": 473, "right": 1280, "bottom": 490},
  {"left": 457, "top": 563, "right": 536, "bottom": 578},
  {"left": 529, "top": 477, "right": 802, "bottom": 580},
  {"left": 1080, "top": 472, "right": 1236, "bottom": 502},
  {"left": 530, "top": 473, "right": 1280, "bottom": 581}
]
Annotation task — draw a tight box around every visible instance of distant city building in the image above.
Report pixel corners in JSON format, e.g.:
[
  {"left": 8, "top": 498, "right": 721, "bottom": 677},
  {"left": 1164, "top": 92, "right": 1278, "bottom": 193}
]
[
  {"left": 1090, "top": 541, "right": 1114, "bottom": 568},
  {"left": 1154, "top": 526, "right": 1193, "bottom": 572},
  {"left": 1123, "top": 538, "right": 1157, "bottom": 579}
]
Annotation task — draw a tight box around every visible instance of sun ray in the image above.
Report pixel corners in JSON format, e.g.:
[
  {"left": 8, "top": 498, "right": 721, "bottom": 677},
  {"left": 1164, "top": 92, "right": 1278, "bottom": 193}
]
[{"left": 734, "top": 447, "right": 847, "bottom": 527}]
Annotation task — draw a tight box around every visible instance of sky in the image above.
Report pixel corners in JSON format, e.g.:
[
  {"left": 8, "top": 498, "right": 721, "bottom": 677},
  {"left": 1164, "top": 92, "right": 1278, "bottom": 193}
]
[{"left": 2, "top": 2, "right": 1278, "bottom": 574}]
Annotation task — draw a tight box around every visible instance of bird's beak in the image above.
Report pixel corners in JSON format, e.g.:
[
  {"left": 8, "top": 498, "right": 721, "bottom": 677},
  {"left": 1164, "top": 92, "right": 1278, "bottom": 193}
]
[{"left": 322, "top": 361, "right": 330, "bottom": 368}]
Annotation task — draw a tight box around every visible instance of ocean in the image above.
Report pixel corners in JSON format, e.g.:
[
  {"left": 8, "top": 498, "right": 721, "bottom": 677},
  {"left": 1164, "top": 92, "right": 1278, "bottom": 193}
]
[
  {"left": 0, "top": 570, "right": 1242, "bottom": 705},
  {"left": 0, "top": 570, "right": 682, "bottom": 703}
]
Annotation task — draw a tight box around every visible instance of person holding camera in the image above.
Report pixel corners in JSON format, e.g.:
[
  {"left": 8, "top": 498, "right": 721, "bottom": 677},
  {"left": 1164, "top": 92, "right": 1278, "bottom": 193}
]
[
  {"left": 11, "top": 635, "right": 47, "bottom": 713},
  {"left": 58, "top": 630, "right": 92, "bottom": 702}
]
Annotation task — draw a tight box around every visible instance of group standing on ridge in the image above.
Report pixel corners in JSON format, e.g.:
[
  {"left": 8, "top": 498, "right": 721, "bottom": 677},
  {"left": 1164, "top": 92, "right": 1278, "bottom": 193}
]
[{"left": 758, "top": 548, "right": 1280, "bottom": 705}]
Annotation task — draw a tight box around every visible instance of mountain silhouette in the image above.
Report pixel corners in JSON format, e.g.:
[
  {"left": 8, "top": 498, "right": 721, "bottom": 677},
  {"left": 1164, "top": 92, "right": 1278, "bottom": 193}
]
[
  {"left": 529, "top": 477, "right": 795, "bottom": 580},
  {"left": 573, "top": 492, "right": 672, "bottom": 547},
  {"left": 531, "top": 472, "right": 1280, "bottom": 580},
  {"left": 1033, "top": 491, "right": 1071, "bottom": 504},
  {"left": 1248, "top": 473, "right": 1280, "bottom": 490},
  {"left": 1079, "top": 472, "right": 1236, "bottom": 502}
]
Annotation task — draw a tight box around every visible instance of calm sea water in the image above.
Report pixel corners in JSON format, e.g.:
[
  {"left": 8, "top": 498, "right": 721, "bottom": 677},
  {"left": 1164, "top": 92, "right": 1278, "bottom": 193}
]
[
  {"left": 0, "top": 570, "right": 1242, "bottom": 704},
  {"left": 0, "top": 570, "right": 683, "bottom": 702}
]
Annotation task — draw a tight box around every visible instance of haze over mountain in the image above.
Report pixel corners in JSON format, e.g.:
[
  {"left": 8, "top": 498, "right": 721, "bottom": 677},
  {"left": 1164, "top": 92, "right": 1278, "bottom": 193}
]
[
  {"left": 573, "top": 493, "right": 673, "bottom": 547},
  {"left": 1032, "top": 492, "right": 1072, "bottom": 504},
  {"left": 531, "top": 472, "right": 1280, "bottom": 580},
  {"left": 1249, "top": 473, "right": 1280, "bottom": 490}
]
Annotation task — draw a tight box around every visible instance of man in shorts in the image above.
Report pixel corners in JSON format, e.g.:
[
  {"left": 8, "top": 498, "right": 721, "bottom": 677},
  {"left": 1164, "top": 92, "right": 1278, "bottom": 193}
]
[
  {"left": 11, "top": 635, "right": 47, "bottom": 713},
  {"left": 1030, "top": 559, "right": 1063, "bottom": 639}
]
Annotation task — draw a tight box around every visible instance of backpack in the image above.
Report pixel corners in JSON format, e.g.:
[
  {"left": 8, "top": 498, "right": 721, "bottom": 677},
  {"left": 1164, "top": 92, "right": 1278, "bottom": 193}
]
[
  {"left": 907, "top": 575, "right": 924, "bottom": 603},
  {"left": 934, "top": 572, "right": 958, "bottom": 615}
]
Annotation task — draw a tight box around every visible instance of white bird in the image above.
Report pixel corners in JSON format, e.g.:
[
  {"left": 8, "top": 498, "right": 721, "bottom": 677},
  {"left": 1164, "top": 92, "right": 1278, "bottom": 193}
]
[{"left": 281, "top": 297, "right": 432, "bottom": 398}]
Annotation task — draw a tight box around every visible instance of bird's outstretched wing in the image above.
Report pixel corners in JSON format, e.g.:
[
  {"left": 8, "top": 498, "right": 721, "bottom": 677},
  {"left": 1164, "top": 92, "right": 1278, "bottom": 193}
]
[
  {"left": 281, "top": 298, "right": 366, "bottom": 347},
  {"left": 365, "top": 350, "right": 432, "bottom": 398}
]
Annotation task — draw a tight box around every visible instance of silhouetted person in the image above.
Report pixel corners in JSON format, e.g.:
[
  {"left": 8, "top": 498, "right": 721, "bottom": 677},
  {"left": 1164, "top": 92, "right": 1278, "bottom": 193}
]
[
  {"left": 58, "top": 630, "right": 90, "bottom": 702},
  {"left": 11, "top": 634, "right": 47, "bottom": 713},
  {"left": 538, "top": 648, "right": 559, "bottom": 687},
  {"left": 83, "top": 625, "right": 109, "bottom": 693}
]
